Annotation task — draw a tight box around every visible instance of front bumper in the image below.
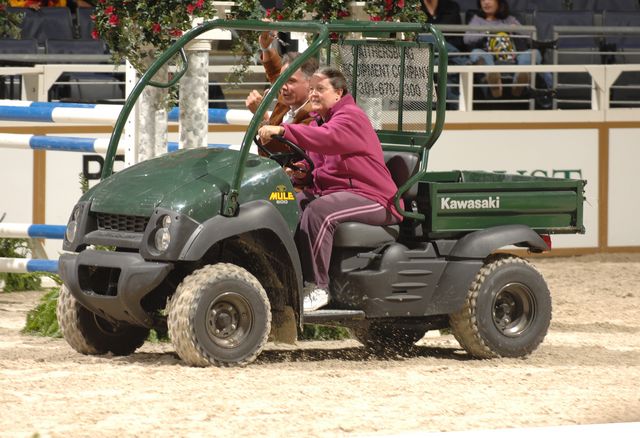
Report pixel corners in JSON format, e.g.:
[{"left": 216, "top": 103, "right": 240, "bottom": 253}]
[{"left": 59, "top": 250, "right": 173, "bottom": 327}]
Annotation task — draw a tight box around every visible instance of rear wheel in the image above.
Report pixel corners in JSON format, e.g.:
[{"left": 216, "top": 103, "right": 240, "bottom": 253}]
[
  {"left": 167, "top": 263, "right": 271, "bottom": 367},
  {"left": 56, "top": 285, "right": 149, "bottom": 356},
  {"left": 449, "top": 255, "right": 552, "bottom": 358}
]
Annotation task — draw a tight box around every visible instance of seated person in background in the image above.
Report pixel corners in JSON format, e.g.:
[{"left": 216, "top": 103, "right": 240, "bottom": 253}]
[
  {"left": 419, "top": 0, "right": 469, "bottom": 107},
  {"left": 246, "top": 30, "right": 318, "bottom": 154},
  {"left": 464, "top": 0, "right": 546, "bottom": 98},
  {"left": 258, "top": 67, "right": 403, "bottom": 312},
  {"left": 420, "top": 0, "right": 467, "bottom": 63},
  {"left": 9, "top": 0, "right": 68, "bottom": 8}
]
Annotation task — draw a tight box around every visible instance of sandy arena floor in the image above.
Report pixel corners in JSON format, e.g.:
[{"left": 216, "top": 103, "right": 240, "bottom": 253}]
[{"left": 1, "top": 253, "right": 639, "bottom": 436}]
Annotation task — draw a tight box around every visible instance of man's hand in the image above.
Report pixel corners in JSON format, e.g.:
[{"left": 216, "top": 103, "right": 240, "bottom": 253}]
[
  {"left": 245, "top": 89, "right": 264, "bottom": 115},
  {"left": 258, "top": 125, "right": 284, "bottom": 144},
  {"left": 259, "top": 31, "right": 276, "bottom": 51}
]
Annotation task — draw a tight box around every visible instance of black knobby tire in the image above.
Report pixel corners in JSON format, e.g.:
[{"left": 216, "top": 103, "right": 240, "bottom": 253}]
[
  {"left": 449, "top": 254, "right": 552, "bottom": 359},
  {"left": 352, "top": 322, "right": 426, "bottom": 355},
  {"left": 56, "top": 285, "right": 150, "bottom": 356},
  {"left": 167, "top": 263, "right": 271, "bottom": 367}
]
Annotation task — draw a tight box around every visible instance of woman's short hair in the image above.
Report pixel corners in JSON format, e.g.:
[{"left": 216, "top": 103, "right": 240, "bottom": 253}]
[
  {"left": 316, "top": 66, "right": 349, "bottom": 95},
  {"left": 476, "top": 0, "right": 511, "bottom": 20}
]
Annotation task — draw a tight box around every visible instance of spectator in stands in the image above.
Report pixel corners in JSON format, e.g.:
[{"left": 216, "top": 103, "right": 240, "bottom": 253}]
[
  {"left": 419, "top": 1, "right": 469, "bottom": 108},
  {"left": 245, "top": 30, "right": 318, "bottom": 154},
  {"left": 9, "top": 0, "right": 67, "bottom": 8},
  {"left": 464, "top": 0, "right": 544, "bottom": 98}
]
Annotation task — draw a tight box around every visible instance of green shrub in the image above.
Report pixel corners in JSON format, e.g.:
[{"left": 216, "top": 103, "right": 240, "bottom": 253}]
[
  {"left": 23, "top": 289, "right": 61, "bottom": 337},
  {"left": 300, "top": 324, "right": 351, "bottom": 341}
]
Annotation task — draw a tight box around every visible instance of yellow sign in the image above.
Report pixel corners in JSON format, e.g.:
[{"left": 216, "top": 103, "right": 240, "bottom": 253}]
[{"left": 269, "top": 185, "right": 295, "bottom": 204}]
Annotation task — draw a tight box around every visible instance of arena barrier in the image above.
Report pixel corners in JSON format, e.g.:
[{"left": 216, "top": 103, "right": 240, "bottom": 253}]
[
  {"left": 0, "top": 133, "right": 235, "bottom": 154},
  {"left": 0, "top": 100, "right": 254, "bottom": 125},
  {"left": 0, "top": 224, "right": 65, "bottom": 274},
  {"left": 0, "top": 257, "right": 58, "bottom": 274}
]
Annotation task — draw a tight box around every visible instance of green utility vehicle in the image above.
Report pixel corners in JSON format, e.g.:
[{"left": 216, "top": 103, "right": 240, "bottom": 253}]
[{"left": 57, "top": 20, "right": 585, "bottom": 366}]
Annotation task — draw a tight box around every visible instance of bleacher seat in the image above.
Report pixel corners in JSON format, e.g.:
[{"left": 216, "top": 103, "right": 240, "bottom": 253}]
[
  {"left": 602, "top": 10, "right": 640, "bottom": 107},
  {"left": 8, "top": 7, "right": 74, "bottom": 46},
  {"left": 570, "top": 0, "right": 596, "bottom": 10},
  {"left": 45, "top": 39, "right": 122, "bottom": 103},
  {"left": 77, "top": 7, "right": 97, "bottom": 40},
  {"left": 596, "top": 0, "right": 639, "bottom": 12},
  {"left": 535, "top": 11, "right": 598, "bottom": 109},
  {"left": 530, "top": 0, "right": 571, "bottom": 11},
  {"left": 0, "top": 39, "right": 38, "bottom": 99}
]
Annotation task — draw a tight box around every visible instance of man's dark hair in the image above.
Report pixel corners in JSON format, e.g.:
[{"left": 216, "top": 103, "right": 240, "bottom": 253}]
[
  {"left": 476, "top": 0, "right": 511, "bottom": 20},
  {"left": 281, "top": 52, "right": 319, "bottom": 79}
]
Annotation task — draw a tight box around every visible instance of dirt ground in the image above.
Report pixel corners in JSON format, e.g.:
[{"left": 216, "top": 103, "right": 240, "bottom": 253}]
[{"left": 1, "top": 253, "right": 639, "bottom": 436}]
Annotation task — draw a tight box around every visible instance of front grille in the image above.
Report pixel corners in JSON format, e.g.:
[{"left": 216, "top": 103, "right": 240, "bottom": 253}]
[{"left": 96, "top": 213, "right": 149, "bottom": 233}]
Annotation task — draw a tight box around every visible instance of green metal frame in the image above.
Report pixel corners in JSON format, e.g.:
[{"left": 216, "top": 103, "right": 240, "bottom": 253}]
[{"left": 101, "top": 19, "right": 448, "bottom": 220}]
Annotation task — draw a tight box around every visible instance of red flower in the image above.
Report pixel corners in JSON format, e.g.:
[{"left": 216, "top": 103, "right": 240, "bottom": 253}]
[
  {"left": 169, "top": 28, "right": 183, "bottom": 37},
  {"left": 91, "top": 29, "right": 100, "bottom": 39},
  {"left": 104, "top": 5, "right": 114, "bottom": 15},
  {"left": 397, "top": 0, "right": 405, "bottom": 7},
  {"left": 337, "top": 10, "right": 350, "bottom": 18},
  {"left": 152, "top": 23, "right": 161, "bottom": 33},
  {"left": 108, "top": 14, "right": 119, "bottom": 26},
  {"left": 186, "top": 4, "right": 195, "bottom": 14},
  {"left": 370, "top": 16, "right": 382, "bottom": 21},
  {"left": 276, "top": 13, "right": 284, "bottom": 20},
  {"left": 195, "top": 0, "right": 205, "bottom": 7},
  {"left": 265, "top": 8, "right": 273, "bottom": 18}
]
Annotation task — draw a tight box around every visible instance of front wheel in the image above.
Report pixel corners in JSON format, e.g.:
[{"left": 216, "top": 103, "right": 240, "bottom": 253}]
[
  {"left": 56, "top": 285, "right": 149, "bottom": 356},
  {"left": 449, "top": 254, "right": 552, "bottom": 359},
  {"left": 167, "top": 263, "right": 271, "bottom": 367}
]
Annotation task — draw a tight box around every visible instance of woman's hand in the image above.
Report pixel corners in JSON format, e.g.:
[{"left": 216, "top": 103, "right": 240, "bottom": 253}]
[{"left": 258, "top": 125, "right": 284, "bottom": 144}]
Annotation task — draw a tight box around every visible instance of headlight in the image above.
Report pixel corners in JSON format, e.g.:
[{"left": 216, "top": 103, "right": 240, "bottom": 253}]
[
  {"left": 153, "top": 215, "right": 172, "bottom": 252},
  {"left": 65, "top": 206, "right": 80, "bottom": 242}
]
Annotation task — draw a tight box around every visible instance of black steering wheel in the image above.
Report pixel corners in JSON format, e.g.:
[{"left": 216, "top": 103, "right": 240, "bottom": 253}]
[{"left": 253, "top": 134, "right": 314, "bottom": 173}]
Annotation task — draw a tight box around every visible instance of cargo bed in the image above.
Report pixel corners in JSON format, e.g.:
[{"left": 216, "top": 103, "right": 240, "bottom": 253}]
[{"left": 416, "top": 171, "right": 586, "bottom": 238}]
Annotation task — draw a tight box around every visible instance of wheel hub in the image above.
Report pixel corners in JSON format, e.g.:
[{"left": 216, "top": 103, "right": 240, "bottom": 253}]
[
  {"left": 205, "top": 292, "right": 253, "bottom": 348},
  {"left": 492, "top": 282, "right": 536, "bottom": 337}
]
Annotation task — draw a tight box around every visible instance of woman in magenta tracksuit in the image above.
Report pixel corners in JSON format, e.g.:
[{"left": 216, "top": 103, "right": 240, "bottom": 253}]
[{"left": 258, "top": 67, "right": 402, "bottom": 311}]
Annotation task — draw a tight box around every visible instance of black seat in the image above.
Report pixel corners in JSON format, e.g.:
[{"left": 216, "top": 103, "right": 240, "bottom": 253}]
[
  {"left": 45, "top": 39, "right": 123, "bottom": 103},
  {"left": 530, "top": 0, "right": 570, "bottom": 11},
  {"left": 571, "top": 0, "right": 596, "bottom": 10},
  {"left": 9, "top": 7, "right": 74, "bottom": 45},
  {"left": 77, "top": 7, "right": 97, "bottom": 40},
  {"left": 535, "top": 10, "right": 597, "bottom": 109},
  {"left": 0, "top": 39, "right": 38, "bottom": 99},
  {"left": 333, "top": 151, "right": 420, "bottom": 248},
  {"left": 603, "top": 11, "right": 640, "bottom": 107},
  {"left": 596, "top": 0, "right": 639, "bottom": 12}
]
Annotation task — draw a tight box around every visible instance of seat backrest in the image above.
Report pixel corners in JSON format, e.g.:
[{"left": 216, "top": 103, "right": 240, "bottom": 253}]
[
  {"left": 571, "top": 0, "right": 597, "bottom": 10},
  {"left": 456, "top": 0, "right": 479, "bottom": 13},
  {"left": 530, "top": 0, "right": 571, "bottom": 11},
  {"left": 9, "top": 7, "right": 74, "bottom": 45},
  {"left": 383, "top": 151, "right": 420, "bottom": 202},
  {"left": 535, "top": 10, "right": 595, "bottom": 47},
  {"left": 77, "top": 7, "right": 96, "bottom": 40},
  {"left": 596, "top": 0, "right": 639, "bottom": 12},
  {"left": 603, "top": 11, "right": 640, "bottom": 49},
  {"left": 0, "top": 39, "right": 38, "bottom": 54},
  {"left": 45, "top": 39, "right": 108, "bottom": 56}
]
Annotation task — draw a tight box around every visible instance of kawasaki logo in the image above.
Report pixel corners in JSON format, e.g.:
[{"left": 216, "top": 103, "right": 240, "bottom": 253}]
[{"left": 441, "top": 196, "right": 501, "bottom": 210}]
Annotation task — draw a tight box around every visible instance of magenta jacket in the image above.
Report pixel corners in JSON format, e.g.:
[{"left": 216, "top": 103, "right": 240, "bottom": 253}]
[{"left": 282, "top": 94, "right": 403, "bottom": 222}]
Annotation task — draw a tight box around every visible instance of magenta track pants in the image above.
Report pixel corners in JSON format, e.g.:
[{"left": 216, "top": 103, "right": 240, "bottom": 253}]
[{"left": 296, "top": 190, "right": 398, "bottom": 289}]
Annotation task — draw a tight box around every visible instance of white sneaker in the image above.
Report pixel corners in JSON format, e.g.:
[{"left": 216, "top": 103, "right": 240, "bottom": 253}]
[{"left": 303, "top": 286, "right": 329, "bottom": 312}]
